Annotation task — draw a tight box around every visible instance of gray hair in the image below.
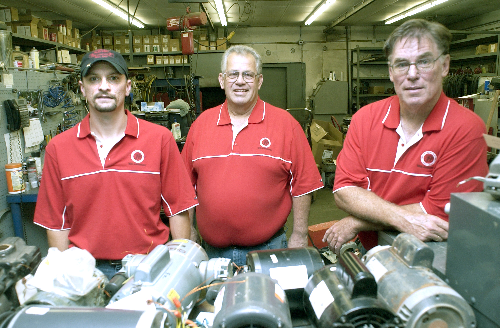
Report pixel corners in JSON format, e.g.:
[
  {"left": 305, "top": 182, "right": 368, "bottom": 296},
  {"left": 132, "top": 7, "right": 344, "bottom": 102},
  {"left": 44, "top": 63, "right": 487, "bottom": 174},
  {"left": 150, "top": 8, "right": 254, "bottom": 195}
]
[
  {"left": 221, "top": 45, "right": 262, "bottom": 74},
  {"left": 383, "top": 19, "right": 452, "bottom": 60}
]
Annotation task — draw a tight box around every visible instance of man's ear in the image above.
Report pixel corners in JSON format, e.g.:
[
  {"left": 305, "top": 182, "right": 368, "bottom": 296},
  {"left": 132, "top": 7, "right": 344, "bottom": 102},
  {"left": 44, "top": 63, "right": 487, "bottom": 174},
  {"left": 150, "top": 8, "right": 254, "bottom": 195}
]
[{"left": 218, "top": 73, "right": 225, "bottom": 89}]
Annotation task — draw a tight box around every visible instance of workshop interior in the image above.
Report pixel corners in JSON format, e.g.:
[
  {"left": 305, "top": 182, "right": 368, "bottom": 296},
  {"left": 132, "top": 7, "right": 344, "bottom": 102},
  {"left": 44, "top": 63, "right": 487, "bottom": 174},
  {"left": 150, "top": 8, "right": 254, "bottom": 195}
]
[{"left": 0, "top": 0, "right": 498, "bottom": 327}]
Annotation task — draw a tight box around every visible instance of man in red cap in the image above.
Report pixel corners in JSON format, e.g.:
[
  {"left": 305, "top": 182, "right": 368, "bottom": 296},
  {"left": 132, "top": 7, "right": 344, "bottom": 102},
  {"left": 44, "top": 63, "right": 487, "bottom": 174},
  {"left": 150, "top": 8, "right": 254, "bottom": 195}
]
[{"left": 34, "top": 49, "right": 198, "bottom": 278}]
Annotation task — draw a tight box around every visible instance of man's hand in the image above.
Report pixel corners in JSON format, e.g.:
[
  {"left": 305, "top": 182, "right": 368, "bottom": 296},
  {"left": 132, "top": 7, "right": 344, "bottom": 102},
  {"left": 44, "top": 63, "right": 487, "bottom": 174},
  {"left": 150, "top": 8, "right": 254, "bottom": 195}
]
[
  {"left": 322, "top": 216, "right": 362, "bottom": 254},
  {"left": 399, "top": 210, "right": 448, "bottom": 242}
]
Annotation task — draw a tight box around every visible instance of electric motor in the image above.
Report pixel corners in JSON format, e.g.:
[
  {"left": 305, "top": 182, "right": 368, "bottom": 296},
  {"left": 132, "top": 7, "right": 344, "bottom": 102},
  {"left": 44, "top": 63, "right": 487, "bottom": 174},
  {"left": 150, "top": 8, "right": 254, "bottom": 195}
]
[
  {"left": 363, "top": 233, "right": 476, "bottom": 328},
  {"left": 4, "top": 306, "right": 164, "bottom": 328},
  {"left": 246, "top": 247, "right": 324, "bottom": 312},
  {"left": 303, "top": 252, "right": 401, "bottom": 328},
  {"left": 212, "top": 272, "right": 292, "bottom": 328},
  {"left": 108, "top": 239, "right": 208, "bottom": 328}
]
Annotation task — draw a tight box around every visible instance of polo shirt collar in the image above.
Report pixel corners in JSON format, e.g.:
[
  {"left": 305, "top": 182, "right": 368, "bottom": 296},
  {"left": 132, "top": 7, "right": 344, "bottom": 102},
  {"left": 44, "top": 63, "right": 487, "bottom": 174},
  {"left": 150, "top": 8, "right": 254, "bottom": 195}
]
[
  {"left": 382, "top": 92, "right": 449, "bottom": 132},
  {"left": 217, "top": 97, "right": 265, "bottom": 126},
  {"left": 77, "top": 110, "right": 139, "bottom": 139}
]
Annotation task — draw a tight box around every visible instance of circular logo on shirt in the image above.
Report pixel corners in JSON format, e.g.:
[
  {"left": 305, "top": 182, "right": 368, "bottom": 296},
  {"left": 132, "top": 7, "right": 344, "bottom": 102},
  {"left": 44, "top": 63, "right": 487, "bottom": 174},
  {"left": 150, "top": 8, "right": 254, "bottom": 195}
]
[
  {"left": 421, "top": 151, "right": 437, "bottom": 167},
  {"left": 131, "top": 150, "right": 145, "bottom": 163},
  {"left": 260, "top": 138, "right": 271, "bottom": 148}
]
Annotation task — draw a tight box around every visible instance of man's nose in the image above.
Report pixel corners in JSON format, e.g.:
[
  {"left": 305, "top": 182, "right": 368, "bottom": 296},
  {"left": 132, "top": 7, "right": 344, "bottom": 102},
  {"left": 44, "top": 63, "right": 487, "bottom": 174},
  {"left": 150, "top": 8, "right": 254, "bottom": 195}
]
[{"left": 99, "top": 78, "right": 111, "bottom": 90}]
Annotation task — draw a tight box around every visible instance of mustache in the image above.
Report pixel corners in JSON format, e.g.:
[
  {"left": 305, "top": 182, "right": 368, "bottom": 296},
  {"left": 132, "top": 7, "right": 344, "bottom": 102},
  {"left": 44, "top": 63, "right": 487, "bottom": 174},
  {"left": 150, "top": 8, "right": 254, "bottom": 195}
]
[{"left": 94, "top": 93, "right": 116, "bottom": 99}]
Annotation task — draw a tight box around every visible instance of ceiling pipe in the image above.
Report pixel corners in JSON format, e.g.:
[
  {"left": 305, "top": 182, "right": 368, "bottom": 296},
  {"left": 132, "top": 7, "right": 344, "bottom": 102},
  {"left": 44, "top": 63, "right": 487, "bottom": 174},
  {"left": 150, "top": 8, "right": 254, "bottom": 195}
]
[{"left": 323, "top": 0, "right": 378, "bottom": 34}]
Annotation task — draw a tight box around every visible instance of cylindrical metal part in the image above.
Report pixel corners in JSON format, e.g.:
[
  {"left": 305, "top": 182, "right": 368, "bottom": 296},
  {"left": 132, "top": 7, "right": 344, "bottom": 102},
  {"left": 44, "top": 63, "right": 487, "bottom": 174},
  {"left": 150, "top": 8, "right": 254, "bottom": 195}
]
[
  {"left": 5, "top": 306, "right": 165, "bottom": 328},
  {"left": 303, "top": 265, "right": 400, "bottom": 328},
  {"left": 363, "top": 233, "right": 476, "bottom": 328},
  {"left": 246, "top": 247, "right": 324, "bottom": 312},
  {"left": 0, "top": 30, "right": 12, "bottom": 68},
  {"left": 213, "top": 272, "right": 292, "bottom": 328}
]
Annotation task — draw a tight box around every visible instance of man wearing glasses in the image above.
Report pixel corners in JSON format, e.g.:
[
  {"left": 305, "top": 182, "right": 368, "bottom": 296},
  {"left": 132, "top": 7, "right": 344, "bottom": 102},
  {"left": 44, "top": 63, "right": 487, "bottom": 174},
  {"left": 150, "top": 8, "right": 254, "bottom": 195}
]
[
  {"left": 182, "top": 45, "right": 323, "bottom": 267},
  {"left": 324, "top": 19, "right": 488, "bottom": 254}
]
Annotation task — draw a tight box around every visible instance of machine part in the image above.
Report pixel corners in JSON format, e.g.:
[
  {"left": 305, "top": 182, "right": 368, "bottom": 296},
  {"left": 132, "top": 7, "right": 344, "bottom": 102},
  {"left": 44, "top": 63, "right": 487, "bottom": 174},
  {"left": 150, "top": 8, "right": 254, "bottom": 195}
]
[
  {"left": 212, "top": 272, "right": 292, "bottom": 328},
  {"left": 363, "top": 233, "right": 476, "bottom": 328},
  {"left": 447, "top": 193, "right": 500, "bottom": 328},
  {"left": 167, "top": 12, "right": 207, "bottom": 31},
  {"left": 0, "top": 30, "right": 12, "bottom": 68},
  {"left": 198, "top": 257, "right": 233, "bottom": 305},
  {"left": 108, "top": 239, "right": 209, "bottom": 328},
  {"left": 303, "top": 252, "right": 401, "bottom": 328},
  {"left": 246, "top": 247, "right": 324, "bottom": 312},
  {"left": 3, "top": 306, "right": 165, "bottom": 328},
  {"left": 0, "top": 237, "right": 41, "bottom": 312}
]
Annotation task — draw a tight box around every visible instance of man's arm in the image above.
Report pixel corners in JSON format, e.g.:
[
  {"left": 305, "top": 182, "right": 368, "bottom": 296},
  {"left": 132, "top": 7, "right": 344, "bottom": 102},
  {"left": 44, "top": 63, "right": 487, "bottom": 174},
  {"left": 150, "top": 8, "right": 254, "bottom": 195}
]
[
  {"left": 169, "top": 210, "right": 191, "bottom": 240},
  {"left": 47, "top": 230, "right": 70, "bottom": 251},
  {"left": 287, "top": 193, "right": 312, "bottom": 248},
  {"left": 332, "top": 186, "right": 448, "bottom": 241},
  {"left": 187, "top": 208, "right": 200, "bottom": 244}
]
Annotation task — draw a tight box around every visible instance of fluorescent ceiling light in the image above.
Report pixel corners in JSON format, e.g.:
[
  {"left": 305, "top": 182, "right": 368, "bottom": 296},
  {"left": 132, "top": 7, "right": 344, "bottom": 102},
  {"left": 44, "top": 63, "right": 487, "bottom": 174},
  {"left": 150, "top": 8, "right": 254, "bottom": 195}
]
[
  {"left": 305, "top": 0, "right": 335, "bottom": 26},
  {"left": 214, "top": 0, "right": 227, "bottom": 26},
  {"left": 385, "top": 0, "right": 448, "bottom": 25},
  {"left": 92, "top": 0, "right": 145, "bottom": 28}
]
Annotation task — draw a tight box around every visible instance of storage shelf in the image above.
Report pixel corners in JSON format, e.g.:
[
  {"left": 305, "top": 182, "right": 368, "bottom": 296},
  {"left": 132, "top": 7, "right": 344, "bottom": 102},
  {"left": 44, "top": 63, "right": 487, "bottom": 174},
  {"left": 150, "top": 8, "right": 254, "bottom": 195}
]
[
  {"left": 358, "top": 93, "right": 395, "bottom": 97},
  {"left": 352, "top": 61, "right": 387, "bottom": 65},
  {"left": 451, "top": 53, "right": 498, "bottom": 61},
  {"left": 354, "top": 76, "right": 391, "bottom": 80},
  {"left": 12, "top": 33, "right": 86, "bottom": 53}
]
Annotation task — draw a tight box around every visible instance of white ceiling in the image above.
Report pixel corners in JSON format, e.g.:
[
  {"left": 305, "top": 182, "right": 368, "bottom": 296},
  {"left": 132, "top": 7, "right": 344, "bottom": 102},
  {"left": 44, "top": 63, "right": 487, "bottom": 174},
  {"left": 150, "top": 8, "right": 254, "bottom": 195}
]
[{"left": 0, "top": 0, "right": 498, "bottom": 33}]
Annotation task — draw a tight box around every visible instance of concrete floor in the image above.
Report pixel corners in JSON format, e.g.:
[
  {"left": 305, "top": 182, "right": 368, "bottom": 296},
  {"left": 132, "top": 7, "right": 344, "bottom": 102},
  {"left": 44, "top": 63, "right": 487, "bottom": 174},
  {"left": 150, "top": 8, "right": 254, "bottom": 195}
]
[{"left": 285, "top": 186, "right": 348, "bottom": 239}]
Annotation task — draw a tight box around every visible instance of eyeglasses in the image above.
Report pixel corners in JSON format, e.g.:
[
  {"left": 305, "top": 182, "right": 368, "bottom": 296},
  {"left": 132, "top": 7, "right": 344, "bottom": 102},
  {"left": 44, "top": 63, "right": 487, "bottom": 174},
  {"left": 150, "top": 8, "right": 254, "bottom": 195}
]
[
  {"left": 389, "top": 54, "right": 444, "bottom": 74},
  {"left": 224, "top": 71, "right": 259, "bottom": 82}
]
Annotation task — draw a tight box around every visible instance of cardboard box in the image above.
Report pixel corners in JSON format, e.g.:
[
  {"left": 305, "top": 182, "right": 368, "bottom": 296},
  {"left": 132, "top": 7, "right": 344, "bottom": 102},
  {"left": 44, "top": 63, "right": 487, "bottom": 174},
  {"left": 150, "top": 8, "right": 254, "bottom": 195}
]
[
  {"left": 162, "top": 44, "right": 169, "bottom": 53},
  {"left": 310, "top": 119, "right": 343, "bottom": 167},
  {"left": 368, "top": 86, "right": 385, "bottom": 94},
  {"left": 476, "top": 44, "right": 489, "bottom": 55},
  {"left": 169, "top": 38, "right": 180, "bottom": 52},
  {"left": 114, "top": 35, "right": 129, "bottom": 45},
  {"left": 489, "top": 43, "right": 498, "bottom": 53},
  {"left": 133, "top": 35, "right": 142, "bottom": 45},
  {"left": 72, "top": 28, "right": 79, "bottom": 39},
  {"left": 174, "top": 55, "right": 182, "bottom": 64},
  {"left": 216, "top": 37, "right": 227, "bottom": 50},
  {"left": 169, "top": 56, "right": 175, "bottom": 65},
  {"left": 142, "top": 35, "right": 152, "bottom": 45},
  {"left": 102, "top": 36, "right": 113, "bottom": 46},
  {"left": 38, "top": 27, "right": 48, "bottom": 40},
  {"left": 163, "top": 56, "right": 169, "bottom": 65},
  {"left": 133, "top": 45, "right": 142, "bottom": 53},
  {"left": 17, "top": 23, "right": 37, "bottom": 38},
  {"left": 152, "top": 35, "right": 160, "bottom": 44},
  {"left": 147, "top": 54, "right": 155, "bottom": 64},
  {"left": 156, "top": 55, "right": 163, "bottom": 65},
  {"left": 0, "top": 7, "right": 19, "bottom": 22},
  {"left": 143, "top": 44, "right": 151, "bottom": 52},
  {"left": 160, "top": 35, "right": 170, "bottom": 44},
  {"left": 199, "top": 40, "right": 209, "bottom": 51},
  {"left": 152, "top": 44, "right": 161, "bottom": 52}
]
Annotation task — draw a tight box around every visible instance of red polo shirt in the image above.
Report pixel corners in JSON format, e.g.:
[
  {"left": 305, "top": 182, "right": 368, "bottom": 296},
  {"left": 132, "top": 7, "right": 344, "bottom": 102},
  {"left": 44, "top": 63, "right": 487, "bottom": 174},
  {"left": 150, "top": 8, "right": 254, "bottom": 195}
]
[
  {"left": 34, "top": 110, "right": 198, "bottom": 259},
  {"left": 182, "top": 98, "right": 323, "bottom": 247},
  {"left": 334, "top": 93, "right": 488, "bottom": 250}
]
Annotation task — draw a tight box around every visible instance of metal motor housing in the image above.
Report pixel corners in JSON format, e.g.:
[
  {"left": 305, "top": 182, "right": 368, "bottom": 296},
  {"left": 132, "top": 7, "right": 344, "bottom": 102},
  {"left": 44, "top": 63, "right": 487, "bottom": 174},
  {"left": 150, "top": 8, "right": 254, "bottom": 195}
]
[
  {"left": 303, "top": 252, "right": 401, "bottom": 328},
  {"left": 363, "top": 233, "right": 476, "bottom": 328},
  {"left": 0, "top": 237, "right": 41, "bottom": 315},
  {"left": 212, "top": 272, "right": 292, "bottom": 328},
  {"left": 246, "top": 247, "right": 324, "bottom": 312},
  {"left": 108, "top": 239, "right": 208, "bottom": 327},
  {"left": 4, "top": 306, "right": 165, "bottom": 328}
]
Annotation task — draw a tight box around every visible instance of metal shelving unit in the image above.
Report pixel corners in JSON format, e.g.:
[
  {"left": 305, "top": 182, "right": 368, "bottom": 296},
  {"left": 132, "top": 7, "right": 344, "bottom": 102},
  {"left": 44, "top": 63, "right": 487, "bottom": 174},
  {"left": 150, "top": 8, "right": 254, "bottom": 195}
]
[{"left": 349, "top": 46, "right": 394, "bottom": 113}]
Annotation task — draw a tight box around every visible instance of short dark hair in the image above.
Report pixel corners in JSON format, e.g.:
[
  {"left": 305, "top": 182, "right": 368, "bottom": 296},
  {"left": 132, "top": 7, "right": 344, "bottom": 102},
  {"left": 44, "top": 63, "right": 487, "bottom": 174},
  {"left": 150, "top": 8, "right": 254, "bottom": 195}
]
[{"left": 383, "top": 19, "right": 452, "bottom": 60}]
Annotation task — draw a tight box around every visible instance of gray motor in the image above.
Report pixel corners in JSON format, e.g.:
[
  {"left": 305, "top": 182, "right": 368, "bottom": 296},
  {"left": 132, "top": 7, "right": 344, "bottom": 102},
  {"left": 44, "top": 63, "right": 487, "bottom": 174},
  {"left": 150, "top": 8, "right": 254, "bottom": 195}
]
[
  {"left": 363, "top": 233, "right": 476, "bottom": 328},
  {"left": 5, "top": 306, "right": 164, "bottom": 328},
  {"left": 212, "top": 272, "right": 292, "bottom": 328}
]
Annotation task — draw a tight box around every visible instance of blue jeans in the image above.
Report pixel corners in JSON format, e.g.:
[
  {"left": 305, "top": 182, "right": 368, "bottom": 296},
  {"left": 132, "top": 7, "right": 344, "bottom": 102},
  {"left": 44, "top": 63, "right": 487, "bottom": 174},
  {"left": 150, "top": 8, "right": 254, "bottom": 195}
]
[
  {"left": 202, "top": 229, "right": 288, "bottom": 268},
  {"left": 95, "top": 261, "right": 122, "bottom": 280}
]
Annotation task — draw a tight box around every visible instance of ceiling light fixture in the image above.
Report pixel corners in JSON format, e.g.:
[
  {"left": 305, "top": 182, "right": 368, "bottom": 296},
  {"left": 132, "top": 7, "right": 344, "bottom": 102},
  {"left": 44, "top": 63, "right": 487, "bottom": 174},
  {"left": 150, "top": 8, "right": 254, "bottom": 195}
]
[
  {"left": 91, "top": 0, "right": 145, "bottom": 28},
  {"left": 214, "top": 0, "right": 227, "bottom": 26},
  {"left": 385, "top": 0, "right": 449, "bottom": 25},
  {"left": 305, "top": 0, "right": 336, "bottom": 26}
]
